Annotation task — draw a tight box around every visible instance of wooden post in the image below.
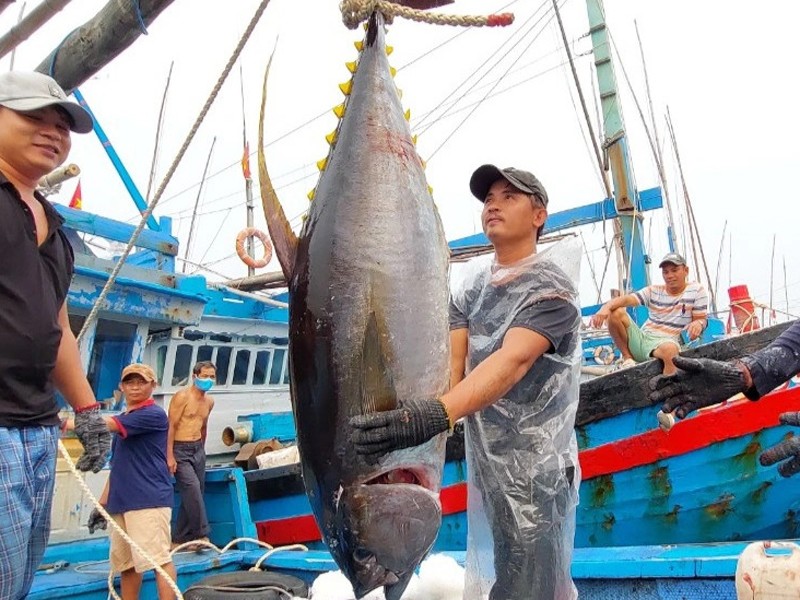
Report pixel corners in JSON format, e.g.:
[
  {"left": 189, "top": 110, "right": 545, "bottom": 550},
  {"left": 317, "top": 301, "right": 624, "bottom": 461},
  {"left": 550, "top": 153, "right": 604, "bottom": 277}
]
[
  {"left": 35, "top": 0, "right": 176, "bottom": 93},
  {"left": 0, "top": 0, "right": 73, "bottom": 61}
]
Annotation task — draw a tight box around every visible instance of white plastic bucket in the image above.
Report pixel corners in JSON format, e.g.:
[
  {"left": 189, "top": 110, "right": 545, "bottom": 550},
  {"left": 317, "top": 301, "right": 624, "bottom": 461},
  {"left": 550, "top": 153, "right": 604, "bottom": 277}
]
[{"left": 735, "top": 540, "right": 800, "bottom": 598}]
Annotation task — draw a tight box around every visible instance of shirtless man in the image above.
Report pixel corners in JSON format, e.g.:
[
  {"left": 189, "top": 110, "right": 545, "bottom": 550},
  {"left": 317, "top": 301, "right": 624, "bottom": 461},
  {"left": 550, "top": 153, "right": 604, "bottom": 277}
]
[{"left": 167, "top": 361, "right": 215, "bottom": 547}]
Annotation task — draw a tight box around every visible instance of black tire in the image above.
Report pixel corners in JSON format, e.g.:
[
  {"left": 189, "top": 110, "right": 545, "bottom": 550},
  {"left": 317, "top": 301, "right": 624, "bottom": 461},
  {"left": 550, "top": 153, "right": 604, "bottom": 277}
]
[{"left": 183, "top": 570, "right": 309, "bottom": 599}]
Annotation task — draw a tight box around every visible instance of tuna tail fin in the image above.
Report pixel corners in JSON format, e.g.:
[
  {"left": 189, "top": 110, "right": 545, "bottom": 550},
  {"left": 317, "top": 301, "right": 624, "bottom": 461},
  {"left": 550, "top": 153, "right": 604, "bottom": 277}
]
[
  {"left": 361, "top": 312, "right": 397, "bottom": 414},
  {"left": 384, "top": 572, "right": 415, "bottom": 600},
  {"left": 258, "top": 48, "right": 298, "bottom": 280}
]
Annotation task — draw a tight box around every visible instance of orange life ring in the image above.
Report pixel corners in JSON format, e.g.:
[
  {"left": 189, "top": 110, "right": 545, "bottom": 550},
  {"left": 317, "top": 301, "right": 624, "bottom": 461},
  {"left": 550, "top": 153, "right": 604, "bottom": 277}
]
[{"left": 235, "top": 227, "right": 272, "bottom": 269}]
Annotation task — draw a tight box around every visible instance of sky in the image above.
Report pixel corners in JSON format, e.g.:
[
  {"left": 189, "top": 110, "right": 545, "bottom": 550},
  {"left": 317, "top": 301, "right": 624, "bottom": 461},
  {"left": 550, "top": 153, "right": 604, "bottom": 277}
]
[{"left": 2, "top": 0, "right": 798, "bottom": 321}]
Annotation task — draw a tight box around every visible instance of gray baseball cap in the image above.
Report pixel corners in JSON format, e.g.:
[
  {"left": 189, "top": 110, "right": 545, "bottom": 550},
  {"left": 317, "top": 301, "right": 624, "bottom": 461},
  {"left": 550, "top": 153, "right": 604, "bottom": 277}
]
[
  {"left": 0, "top": 71, "right": 93, "bottom": 133},
  {"left": 658, "top": 252, "right": 687, "bottom": 268},
  {"left": 469, "top": 164, "right": 549, "bottom": 207}
]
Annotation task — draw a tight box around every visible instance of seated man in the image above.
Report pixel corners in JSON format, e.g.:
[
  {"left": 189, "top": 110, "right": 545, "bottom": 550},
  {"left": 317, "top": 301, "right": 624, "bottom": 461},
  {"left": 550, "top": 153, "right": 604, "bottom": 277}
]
[{"left": 590, "top": 253, "right": 708, "bottom": 374}]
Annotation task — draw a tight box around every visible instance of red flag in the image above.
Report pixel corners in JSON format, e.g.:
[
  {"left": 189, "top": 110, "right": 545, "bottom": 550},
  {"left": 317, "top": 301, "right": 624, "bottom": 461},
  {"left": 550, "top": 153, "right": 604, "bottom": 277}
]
[
  {"left": 241, "top": 142, "right": 251, "bottom": 180},
  {"left": 69, "top": 180, "right": 82, "bottom": 209}
]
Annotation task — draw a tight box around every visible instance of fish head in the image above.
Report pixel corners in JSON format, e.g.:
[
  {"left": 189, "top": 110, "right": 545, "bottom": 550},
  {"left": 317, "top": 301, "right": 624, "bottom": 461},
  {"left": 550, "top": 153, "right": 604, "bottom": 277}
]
[{"left": 334, "top": 461, "right": 442, "bottom": 599}]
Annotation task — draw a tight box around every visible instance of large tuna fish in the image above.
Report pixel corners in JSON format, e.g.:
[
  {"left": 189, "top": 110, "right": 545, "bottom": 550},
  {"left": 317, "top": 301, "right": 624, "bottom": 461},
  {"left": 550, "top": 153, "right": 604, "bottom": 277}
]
[{"left": 257, "top": 10, "right": 449, "bottom": 600}]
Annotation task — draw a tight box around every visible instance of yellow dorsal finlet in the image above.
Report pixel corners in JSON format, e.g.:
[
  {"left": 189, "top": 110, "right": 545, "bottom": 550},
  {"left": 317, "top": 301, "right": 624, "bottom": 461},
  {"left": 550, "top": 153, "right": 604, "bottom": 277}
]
[
  {"left": 386, "top": 45, "right": 394, "bottom": 56},
  {"left": 333, "top": 104, "right": 346, "bottom": 118},
  {"left": 345, "top": 61, "right": 357, "bottom": 74},
  {"left": 317, "top": 157, "right": 328, "bottom": 171},
  {"left": 307, "top": 189, "right": 315, "bottom": 201},
  {"left": 404, "top": 108, "right": 411, "bottom": 121},
  {"left": 339, "top": 80, "right": 353, "bottom": 96},
  {"left": 412, "top": 134, "right": 418, "bottom": 145},
  {"left": 389, "top": 66, "right": 397, "bottom": 78},
  {"left": 354, "top": 40, "right": 363, "bottom": 51},
  {"left": 428, "top": 185, "right": 434, "bottom": 196},
  {"left": 325, "top": 130, "right": 338, "bottom": 145}
]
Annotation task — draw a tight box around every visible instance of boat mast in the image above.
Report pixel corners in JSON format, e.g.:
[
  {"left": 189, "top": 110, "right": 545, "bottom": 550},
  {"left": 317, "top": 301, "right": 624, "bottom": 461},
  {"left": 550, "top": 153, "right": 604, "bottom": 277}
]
[
  {"left": 240, "top": 65, "right": 256, "bottom": 277},
  {"left": 583, "top": 0, "right": 650, "bottom": 309}
]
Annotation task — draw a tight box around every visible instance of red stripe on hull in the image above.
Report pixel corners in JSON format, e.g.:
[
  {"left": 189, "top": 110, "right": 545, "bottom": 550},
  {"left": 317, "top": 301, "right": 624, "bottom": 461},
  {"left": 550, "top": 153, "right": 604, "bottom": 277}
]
[{"left": 580, "top": 386, "right": 800, "bottom": 479}]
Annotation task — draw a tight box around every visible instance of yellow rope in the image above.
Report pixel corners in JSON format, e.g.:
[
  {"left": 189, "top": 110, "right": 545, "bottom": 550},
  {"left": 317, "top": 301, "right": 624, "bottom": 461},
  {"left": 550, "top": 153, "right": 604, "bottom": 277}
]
[{"left": 339, "top": 0, "right": 514, "bottom": 29}]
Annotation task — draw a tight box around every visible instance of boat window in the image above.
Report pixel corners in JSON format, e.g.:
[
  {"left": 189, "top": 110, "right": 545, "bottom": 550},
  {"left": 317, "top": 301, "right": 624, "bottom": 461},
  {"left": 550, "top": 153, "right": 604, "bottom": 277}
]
[
  {"left": 197, "top": 345, "right": 214, "bottom": 363},
  {"left": 269, "top": 348, "right": 286, "bottom": 385},
  {"left": 216, "top": 346, "right": 232, "bottom": 385},
  {"left": 283, "top": 367, "right": 289, "bottom": 385},
  {"left": 183, "top": 330, "right": 204, "bottom": 341},
  {"left": 173, "top": 344, "right": 193, "bottom": 386},
  {"left": 232, "top": 350, "right": 251, "bottom": 385},
  {"left": 210, "top": 333, "right": 232, "bottom": 343},
  {"left": 155, "top": 346, "right": 167, "bottom": 385},
  {"left": 272, "top": 337, "right": 289, "bottom": 346},
  {"left": 253, "top": 350, "right": 271, "bottom": 385}
]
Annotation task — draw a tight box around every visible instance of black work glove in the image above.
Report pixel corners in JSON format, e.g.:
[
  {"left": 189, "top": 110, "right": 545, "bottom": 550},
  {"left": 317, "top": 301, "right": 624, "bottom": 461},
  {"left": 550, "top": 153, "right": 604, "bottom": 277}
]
[
  {"left": 760, "top": 412, "right": 800, "bottom": 477},
  {"left": 648, "top": 356, "right": 748, "bottom": 419},
  {"left": 350, "top": 399, "right": 451, "bottom": 457},
  {"left": 73, "top": 403, "right": 111, "bottom": 473},
  {"left": 87, "top": 507, "right": 108, "bottom": 534}
]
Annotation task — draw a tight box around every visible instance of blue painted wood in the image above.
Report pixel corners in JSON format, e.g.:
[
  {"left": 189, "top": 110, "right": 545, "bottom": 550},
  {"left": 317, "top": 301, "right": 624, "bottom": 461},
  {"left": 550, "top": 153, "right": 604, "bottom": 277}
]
[
  {"left": 56, "top": 205, "right": 177, "bottom": 256},
  {"left": 73, "top": 89, "right": 160, "bottom": 231},
  {"left": 241, "top": 412, "right": 297, "bottom": 443},
  {"left": 29, "top": 550, "right": 248, "bottom": 600},
  {"left": 69, "top": 267, "right": 207, "bottom": 325},
  {"left": 448, "top": 187, "right": 662, "bottom": 249}
]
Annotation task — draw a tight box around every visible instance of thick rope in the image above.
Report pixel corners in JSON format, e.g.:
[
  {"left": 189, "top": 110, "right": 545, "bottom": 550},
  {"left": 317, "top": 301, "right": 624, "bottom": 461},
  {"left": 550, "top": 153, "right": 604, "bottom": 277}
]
[
  {"left": 76, "top": 0, "right": 272, "bottom": 344},
  {"left": 340, "top": 0, "right": 513, "bottom": 29}
]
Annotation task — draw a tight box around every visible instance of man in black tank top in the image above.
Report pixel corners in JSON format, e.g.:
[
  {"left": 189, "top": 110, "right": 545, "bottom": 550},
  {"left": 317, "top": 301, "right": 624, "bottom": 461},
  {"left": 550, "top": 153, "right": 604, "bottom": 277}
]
[{"left": 0, "top": 71, "right": 111, "bottom": 599}]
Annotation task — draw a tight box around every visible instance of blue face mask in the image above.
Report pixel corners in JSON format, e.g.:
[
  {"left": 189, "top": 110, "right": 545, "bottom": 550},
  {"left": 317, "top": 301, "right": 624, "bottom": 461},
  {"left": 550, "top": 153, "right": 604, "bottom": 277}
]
[{"left": 194, "top": 377, "right": 214, "bottom": 392}]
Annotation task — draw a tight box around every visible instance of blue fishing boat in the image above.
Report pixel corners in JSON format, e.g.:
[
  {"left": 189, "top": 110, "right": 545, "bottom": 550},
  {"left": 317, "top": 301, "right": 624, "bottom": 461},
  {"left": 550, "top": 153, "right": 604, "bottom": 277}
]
[{"left": 10, "top": 0, "right": 797, "bottom": 598}]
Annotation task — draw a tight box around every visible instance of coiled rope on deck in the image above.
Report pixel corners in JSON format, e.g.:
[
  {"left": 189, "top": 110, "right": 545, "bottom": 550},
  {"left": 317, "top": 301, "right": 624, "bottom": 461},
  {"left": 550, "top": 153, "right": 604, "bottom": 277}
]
[{"left": 339, "top": 0, "right": 514, "bottom": 29}]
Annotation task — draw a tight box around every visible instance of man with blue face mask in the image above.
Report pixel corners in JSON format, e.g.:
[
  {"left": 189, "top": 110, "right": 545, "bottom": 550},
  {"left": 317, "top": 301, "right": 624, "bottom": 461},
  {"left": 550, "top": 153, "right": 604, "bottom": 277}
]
[{"left": 167, "top": 360, "right": 216, "bottom": 549}]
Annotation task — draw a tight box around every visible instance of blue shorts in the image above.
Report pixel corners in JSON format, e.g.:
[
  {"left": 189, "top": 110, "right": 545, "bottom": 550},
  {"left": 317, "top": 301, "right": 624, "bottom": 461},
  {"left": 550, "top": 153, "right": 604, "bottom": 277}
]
[{"left": 0, "top": 425, "right": 59, "bottom": 600}]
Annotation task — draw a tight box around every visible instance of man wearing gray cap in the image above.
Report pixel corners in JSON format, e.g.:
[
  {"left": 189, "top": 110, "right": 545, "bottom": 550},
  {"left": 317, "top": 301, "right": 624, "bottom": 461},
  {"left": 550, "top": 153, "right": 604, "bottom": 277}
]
[
  {"left": 591, "top": 251, "right": 709, "bottom": 375},
  {"left": 352, "top": 165, "right": 582, "bottom": 599},
  {"left": 0, "top": 71, "right": 109, "bottom": 599}
]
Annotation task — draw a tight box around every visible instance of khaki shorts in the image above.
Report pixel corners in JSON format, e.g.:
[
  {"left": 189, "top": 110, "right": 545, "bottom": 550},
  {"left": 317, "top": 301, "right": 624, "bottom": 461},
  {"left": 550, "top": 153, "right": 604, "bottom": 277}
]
[
  {"left": 110, "top": 507, "right": 172, "bottom": 573},
  {"left": 626, "top": 321, "right": 680, "bottom": 363}
]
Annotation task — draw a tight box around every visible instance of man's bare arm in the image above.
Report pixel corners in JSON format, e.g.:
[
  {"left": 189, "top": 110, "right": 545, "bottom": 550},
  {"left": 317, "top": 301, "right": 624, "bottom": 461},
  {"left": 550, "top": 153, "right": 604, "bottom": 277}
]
[
  {"left": 167, "top": 391, "right": 187, "bottom": 473},
  {"left": 52, "top": 303, "right": 97, "bottom": 410},
  {"left": 449, "top": 328, "right": 468, "bottom": 390},
  {"left": 441, "top": 327, "right": 551, "bottom": 422}
]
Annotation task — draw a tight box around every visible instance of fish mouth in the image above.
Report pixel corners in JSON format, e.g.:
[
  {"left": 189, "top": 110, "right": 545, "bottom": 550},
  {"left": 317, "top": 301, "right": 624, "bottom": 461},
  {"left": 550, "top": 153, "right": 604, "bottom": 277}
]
[
  {"left": 361, "top": 465, "right": 437, "bottom": 493},
  {"left": 335, "top": 466, "right": 442, "bottom": 598}
]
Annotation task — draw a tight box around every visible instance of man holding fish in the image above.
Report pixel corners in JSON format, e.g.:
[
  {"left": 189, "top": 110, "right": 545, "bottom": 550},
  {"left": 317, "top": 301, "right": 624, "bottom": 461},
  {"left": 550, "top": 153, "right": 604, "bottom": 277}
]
[{"left": 353, "top": 164, "right": 582, "bottom": 599}]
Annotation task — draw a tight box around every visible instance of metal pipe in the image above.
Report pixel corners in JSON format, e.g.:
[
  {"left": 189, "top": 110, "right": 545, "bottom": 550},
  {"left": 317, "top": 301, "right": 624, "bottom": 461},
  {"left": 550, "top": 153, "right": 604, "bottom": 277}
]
[
  {"left": 0, "top": 0, "right": 72, "bottom": 61},
  {"left": 222, "top": 422, "right": 253, "bottom": 446},
  {"left": 38, "top": 163, "right": 80, "bottom": 189}
]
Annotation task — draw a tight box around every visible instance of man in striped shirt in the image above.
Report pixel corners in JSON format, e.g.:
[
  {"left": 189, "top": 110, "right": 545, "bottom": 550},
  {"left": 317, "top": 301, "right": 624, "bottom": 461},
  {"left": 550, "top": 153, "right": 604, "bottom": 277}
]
[{"left": 591, "top": 253, "right": 709, "bottom": 374}]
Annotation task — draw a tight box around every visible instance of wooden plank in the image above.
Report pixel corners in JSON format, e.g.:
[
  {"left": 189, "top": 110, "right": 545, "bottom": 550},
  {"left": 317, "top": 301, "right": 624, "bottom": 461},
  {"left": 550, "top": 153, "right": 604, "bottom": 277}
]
[
  {"left": 577, "top": 320, "right": 796, "bottom": 426},
  {"left": 56, "top": 204, "right": 178, "bottom": 256},
  {"left": 34, "top": 0, "right": 176, "bottom": 93}
]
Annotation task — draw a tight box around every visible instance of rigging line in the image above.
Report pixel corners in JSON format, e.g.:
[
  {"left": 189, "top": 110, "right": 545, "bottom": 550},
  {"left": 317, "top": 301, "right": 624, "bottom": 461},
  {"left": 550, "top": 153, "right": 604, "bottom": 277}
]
[
  {"left": 666, "top": 107, "right": 716, "bottom": 312},
  {"left": 595, "top": 240, "right": 615, "bottom": 304},
  {"left": 182, "top": 136, "right": 217, "bottom": 273},
  {"left": 552, "top": 0, "right": 610, "bottom": 199},
  {"left": 426, "top": 0, "right": 566, "bottom": 161},
  {"left": 410, "top": 44, "right": 575, "bottom": 130},
  {"left": 397, "top": 0, "right": 522, "bottom": 71},
  {"left": 580, "top": 231, "right": 601, "bottom": 298},
  {"left": 414, "top": 0, "right": 553, "bottom": 135},
  {"left": 195, "top": 207, "right": 234, "bottom": 268},
  {"left": 415, "top": 56, "right": 578, "bottom": 131},
  {"left": 145, "top": 61, "right": 173, "bottom": 203},
  {"left": 713, "top": 219, "right": 727, "bottom": 306},
  {"left": 76, "top": 0, "right": 272, "bottom": 344}
]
